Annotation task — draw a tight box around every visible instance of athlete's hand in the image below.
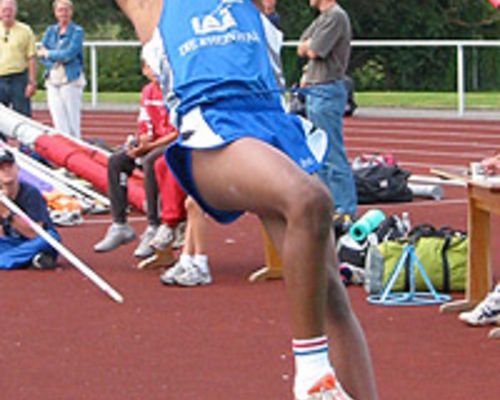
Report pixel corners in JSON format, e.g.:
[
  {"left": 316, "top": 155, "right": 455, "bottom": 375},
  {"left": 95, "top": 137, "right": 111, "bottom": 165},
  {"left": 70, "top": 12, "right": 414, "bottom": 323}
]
[{"left": 126, "top": 135, "right": 150, "bottom": 158}]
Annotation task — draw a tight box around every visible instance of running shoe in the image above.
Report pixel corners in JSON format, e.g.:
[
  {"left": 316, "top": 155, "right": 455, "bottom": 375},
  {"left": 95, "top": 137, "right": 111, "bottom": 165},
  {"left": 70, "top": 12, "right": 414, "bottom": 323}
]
[
  {"left": 160, "top": 260, "right": 189, "bottom": 285},
  {"left": 94, "top": 223, "right": 135, "bottom": 252},
  {"left": 172, "top": 221, "right": 187, "bottom": 249},
  {"left": 459, "top": 285, "right": 500, "bottom": 326},
  {"left": 174, "top": 263, "right": 212, "bottom": 286},
  {"left": 297, "top": 373, "right": 353, "bottom": 400},
  {"left": 133, "top": 225, "right": 158, "bottom": 258},
  {"left": 149, "top": 224, "right": 174, "bottom": 251},
  {"left": 32, "top": 252, "right": 56, "bottom": 269}
]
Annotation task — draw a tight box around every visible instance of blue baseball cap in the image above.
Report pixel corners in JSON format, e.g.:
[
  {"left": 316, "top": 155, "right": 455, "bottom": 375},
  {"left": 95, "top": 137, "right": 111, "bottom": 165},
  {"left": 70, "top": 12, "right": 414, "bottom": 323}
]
[{"left": 0, "top": 148, "right": 15, "bottom": 164}]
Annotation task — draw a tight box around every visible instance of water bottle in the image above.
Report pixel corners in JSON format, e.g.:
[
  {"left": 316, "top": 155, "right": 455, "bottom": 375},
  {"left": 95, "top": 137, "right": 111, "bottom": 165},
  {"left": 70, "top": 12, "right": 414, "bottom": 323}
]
[
  {"left": 349, "top": 209, "right": 386, "bottom": 242},
  {"left": 401, "top": 211, "right": 411, "bottom": 235},
  {"left": 364, "top": 244, "right": 385, "bottom": 295}
]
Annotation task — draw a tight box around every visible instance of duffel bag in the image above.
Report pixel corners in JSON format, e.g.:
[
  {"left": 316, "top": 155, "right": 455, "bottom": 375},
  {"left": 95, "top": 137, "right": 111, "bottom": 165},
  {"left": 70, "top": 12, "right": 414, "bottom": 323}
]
[{"left": 365, "top": 224, "right": 467, "bottom": 294}]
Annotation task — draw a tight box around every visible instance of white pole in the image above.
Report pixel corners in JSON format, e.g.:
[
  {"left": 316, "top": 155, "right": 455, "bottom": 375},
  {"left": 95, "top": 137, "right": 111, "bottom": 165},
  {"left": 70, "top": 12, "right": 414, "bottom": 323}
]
[
  {"left": 0, "top": 141, "right": 110, "bottom": 206},
  {"left": 91, "top": 44, "right": 98, "bottom": 108},
  {"left": 0, "top": 195, "right": 124, "bottom": 304},
  {"left": 457, "top": 44, "right": 465, "bottom": 117}
]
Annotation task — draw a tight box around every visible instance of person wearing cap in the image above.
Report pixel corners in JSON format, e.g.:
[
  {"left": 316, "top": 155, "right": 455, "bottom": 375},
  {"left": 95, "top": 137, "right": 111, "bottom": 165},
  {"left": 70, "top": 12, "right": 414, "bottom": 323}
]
[
  {"left": 37, "top": 0, "right": 86, "bottom": 139},
  {"left": 94, "top": 55, "right": 182, "bottom": 258},
  {"left": 0, "top": 0, "right": 37, "bottom": 117},
  {"left": 0, "top": 148, "right": 60, "bottom": 269}
]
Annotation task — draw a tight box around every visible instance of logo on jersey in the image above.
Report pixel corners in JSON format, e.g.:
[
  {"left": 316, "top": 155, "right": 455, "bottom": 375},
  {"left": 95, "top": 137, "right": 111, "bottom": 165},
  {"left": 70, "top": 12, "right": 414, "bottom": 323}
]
[{"left": 191, "top": 0, "right": 242, "bottom": 35}]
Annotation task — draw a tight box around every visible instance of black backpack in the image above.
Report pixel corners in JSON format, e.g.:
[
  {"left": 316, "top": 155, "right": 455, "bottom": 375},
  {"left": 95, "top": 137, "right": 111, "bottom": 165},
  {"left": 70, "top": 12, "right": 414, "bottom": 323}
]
[{"left": 354, "top": 164, "right": 413, "bottom": 204}]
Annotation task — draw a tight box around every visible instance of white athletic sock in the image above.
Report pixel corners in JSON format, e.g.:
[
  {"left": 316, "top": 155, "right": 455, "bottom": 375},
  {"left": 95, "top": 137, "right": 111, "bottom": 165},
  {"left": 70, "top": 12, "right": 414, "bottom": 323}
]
[
  {"left": 293, "top": 336, "right": 335, "bottom": 400},
  {"left": 193, "top": 254, "right": 209, "bottom": 273},
  {"left": 179, "top": 253, "right": 193, "bottom": 267}
]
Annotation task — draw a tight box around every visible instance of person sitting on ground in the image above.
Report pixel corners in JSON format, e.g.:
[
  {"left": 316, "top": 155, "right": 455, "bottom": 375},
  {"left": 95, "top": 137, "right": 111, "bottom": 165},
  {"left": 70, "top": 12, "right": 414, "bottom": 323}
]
[
  {"left": 0, "top": 148, "right": 60, "bottom": 269},
  {"left": 114, "top": 1, "right": 378, "bottom": 399},
  {"left": 459, "top": 153, "right": 500, "bottom": 327},
  {"left": 94, "top": 56, "right": 177, "bottom": 258},
  {"left": 157, "top": 196, "right": 212, "bottom": 286}
]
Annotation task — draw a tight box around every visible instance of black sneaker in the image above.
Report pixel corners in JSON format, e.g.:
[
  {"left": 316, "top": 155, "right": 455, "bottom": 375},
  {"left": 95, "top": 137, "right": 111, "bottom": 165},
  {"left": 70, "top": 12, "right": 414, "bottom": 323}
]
[{"left": 32, "top": 253, "right": 56, "bottom": 269}]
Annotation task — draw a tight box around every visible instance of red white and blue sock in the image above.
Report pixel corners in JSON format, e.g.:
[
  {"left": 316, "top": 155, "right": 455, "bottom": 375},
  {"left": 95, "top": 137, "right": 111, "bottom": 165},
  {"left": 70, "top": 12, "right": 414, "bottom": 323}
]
[{"left": 292, "top": 335, "right": 335, "bottom": 399}]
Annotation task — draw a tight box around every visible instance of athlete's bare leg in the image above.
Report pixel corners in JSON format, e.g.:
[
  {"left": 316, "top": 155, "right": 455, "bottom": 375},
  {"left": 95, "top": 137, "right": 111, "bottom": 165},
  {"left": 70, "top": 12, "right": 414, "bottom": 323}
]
[
  {"left": 191, "top": 137, "right": 377, "bottom": 399},
  {"left": 185, "top": 197, "right": 207, "bottom": 255}
]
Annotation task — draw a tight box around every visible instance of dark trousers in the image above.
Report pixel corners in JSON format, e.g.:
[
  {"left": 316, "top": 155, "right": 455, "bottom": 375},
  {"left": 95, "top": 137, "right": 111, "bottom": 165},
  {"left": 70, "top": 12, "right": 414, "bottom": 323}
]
[
  {"left": 108, "top": 146, "right": 164, "bottom": 225},
  {"left": 0, "top": 71, "right": 32, "bottom": 117}
]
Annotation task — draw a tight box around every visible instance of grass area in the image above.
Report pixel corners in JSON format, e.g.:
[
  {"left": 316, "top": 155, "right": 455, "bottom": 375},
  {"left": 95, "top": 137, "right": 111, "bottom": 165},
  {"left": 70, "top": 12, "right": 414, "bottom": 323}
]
[
  {"left": 33, "top": 91, "right": 140, "bottom": 104},
  {"left": 34, "top": 91, "right": 499, "bottom": 109},
  {"left": 357, "top": 91, "right": 500, "bottom": 109}
]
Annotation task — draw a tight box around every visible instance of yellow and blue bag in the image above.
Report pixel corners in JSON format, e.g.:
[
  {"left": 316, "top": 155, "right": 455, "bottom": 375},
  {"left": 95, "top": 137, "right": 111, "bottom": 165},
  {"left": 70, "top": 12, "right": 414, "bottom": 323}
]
[{"left": 365, "top": 224, "right": 467, "bottom": 293}]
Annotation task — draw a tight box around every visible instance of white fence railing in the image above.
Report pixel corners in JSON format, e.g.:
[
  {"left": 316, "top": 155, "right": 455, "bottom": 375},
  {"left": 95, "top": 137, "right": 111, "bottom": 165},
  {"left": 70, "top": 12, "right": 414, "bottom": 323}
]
[{"left": 83, "top": 39, "right": 500, "bottom": 116}]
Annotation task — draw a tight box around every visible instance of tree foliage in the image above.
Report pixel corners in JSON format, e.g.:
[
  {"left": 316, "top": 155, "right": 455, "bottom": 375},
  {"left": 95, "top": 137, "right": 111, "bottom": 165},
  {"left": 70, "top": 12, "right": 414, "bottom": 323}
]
[
  {"left": 15, "top": 0, "right": 499, "bottom": 92},
  {"left": 277, "top": 0, "right": 499, "bottom": 90}
]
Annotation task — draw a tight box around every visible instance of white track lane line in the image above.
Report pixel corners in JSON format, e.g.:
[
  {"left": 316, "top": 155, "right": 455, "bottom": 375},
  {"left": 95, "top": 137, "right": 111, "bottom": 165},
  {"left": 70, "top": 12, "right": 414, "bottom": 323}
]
[
  {"left": 345, "top": 127, "right": 500, "bottom": 138},
  {"left": 345, "top": 120, "right": 500, "bottom": 131},
  {"left": 82, "top": 216, "right": 147, "bottom": 225},
  {"left": 347, "top": 146, "right": 488, "bottom": 159},
  {"left": 346, "top": 136, "right": 500, "bottom": 149},
  {"left": 370, "top": 197, "right": 467, "bottom": 211}
]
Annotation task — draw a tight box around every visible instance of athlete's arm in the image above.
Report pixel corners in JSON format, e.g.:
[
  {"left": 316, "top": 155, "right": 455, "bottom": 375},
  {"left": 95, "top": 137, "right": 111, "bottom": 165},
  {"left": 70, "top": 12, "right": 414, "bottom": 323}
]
[{"left": 114, "top": 0, "right": 161, "bottom": 42}]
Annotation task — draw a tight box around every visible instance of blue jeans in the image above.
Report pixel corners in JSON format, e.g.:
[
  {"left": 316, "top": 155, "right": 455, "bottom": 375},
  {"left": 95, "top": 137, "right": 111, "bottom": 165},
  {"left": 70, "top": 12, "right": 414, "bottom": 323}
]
[
  {"left": 306, "top": 81, "right": 357, "bottom": 216},
  {"left": 0, "top": 71, "right": 32, "bottom": 117},
  {"left": 0, "top": 230, "right": 59, "bottom": 269}
]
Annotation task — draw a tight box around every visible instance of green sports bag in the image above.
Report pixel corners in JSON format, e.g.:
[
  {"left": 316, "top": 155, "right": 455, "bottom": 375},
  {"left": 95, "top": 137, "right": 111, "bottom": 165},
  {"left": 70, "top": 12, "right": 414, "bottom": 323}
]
[{"left": 365, "top": 225, "right": 467, "bottom": 294}]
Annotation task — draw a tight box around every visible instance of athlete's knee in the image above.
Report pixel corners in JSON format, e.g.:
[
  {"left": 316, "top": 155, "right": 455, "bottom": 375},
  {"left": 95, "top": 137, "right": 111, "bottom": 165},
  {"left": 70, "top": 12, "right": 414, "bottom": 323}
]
[
  {"left": 185, "top": 196, "right": 201, "bottom": 215},
  {"left": 185, "top": 196, "right": 195, "bottom": 210},
  {"left": 288, "top": 180, "right": 332, "bottom": 236}
]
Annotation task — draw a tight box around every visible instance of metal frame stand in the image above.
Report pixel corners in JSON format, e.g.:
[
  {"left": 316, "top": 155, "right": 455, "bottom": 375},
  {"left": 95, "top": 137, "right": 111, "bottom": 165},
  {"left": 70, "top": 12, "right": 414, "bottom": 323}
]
[{"left": 367, "top": 242, "right": 451, "bottom": 306}]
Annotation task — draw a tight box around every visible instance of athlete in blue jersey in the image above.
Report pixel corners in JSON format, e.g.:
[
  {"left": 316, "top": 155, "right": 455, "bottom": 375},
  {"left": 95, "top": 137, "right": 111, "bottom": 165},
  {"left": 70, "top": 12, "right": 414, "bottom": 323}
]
[{"left": 114, "top": 1, "right": 378, "bottom": 399}]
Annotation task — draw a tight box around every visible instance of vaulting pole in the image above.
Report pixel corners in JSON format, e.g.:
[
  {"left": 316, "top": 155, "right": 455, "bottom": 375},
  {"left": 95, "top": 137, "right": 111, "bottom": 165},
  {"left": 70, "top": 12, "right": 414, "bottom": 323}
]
[{"left": 0, "top": 194, "right": 124, "bottom": 304}]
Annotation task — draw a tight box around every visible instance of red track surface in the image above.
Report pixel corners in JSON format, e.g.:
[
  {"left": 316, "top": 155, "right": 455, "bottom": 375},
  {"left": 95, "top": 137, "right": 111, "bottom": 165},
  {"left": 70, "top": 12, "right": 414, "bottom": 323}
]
[{"left": 1, "top": 110, "right": 499, "bottom": 400}]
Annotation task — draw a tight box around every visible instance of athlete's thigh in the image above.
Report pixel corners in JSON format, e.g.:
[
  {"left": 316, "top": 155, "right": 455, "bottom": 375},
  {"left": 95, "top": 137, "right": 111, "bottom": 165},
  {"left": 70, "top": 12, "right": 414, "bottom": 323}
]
[{"left": 191, "top": 137, "right": 318, "bottom": 217}]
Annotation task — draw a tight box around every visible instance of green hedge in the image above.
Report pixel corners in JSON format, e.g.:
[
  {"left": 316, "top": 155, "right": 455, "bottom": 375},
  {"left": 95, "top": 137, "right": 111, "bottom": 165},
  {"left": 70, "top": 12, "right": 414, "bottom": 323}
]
[{"left": 62, "top": 45, "right": 498, "bottom": 93}]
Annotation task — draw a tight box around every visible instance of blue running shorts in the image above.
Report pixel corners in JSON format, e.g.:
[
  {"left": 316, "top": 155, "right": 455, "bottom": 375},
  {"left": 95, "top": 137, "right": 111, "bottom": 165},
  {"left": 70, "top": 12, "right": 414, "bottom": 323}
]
[{"left": 165, "top": 95, "right": 328, "bottom": 223}]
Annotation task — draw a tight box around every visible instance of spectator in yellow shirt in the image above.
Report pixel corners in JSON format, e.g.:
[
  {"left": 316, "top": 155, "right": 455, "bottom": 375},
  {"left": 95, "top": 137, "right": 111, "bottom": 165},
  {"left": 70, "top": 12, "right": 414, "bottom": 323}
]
[{"left": 0, "top": 0, "right": 37, "bottom": 117}]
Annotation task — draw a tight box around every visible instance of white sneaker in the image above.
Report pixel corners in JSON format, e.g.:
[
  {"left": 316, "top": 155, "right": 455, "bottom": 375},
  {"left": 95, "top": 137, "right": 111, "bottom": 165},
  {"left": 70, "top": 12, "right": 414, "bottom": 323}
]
[
  {"left": 459, "top": 285, "right": 500, "bottom": 326},
  {"left": 174, "top": 263, "right": 212, "bottom": 286},
  {"left": 94, "top": 223, "right": 135, "bottom": 252},
  {"left": 149, "top": 224, "right": 174, "bottom": 251},
  {"left": 296, "top": 373, "right": 353, "bottom": 400},
  {"left": 160, "top": 260, "right": 189, "bottom": 285},
  {"left": 172, "top": 221, "right": 187, "bottom": 249},
  {"left": 133, "top": 225, "right": 158, "bottom": 258}
]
